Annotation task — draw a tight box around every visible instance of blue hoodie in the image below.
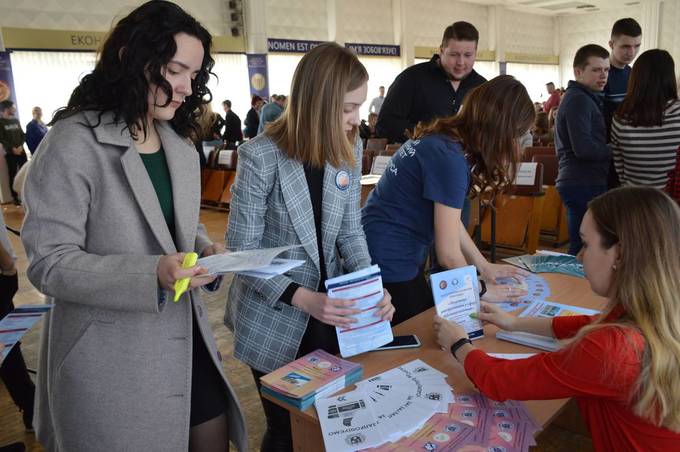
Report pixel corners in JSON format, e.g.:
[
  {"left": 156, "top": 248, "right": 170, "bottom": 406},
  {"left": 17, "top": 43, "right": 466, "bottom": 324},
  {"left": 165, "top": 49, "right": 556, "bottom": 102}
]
[{"left": 555, "top": 80, "right": 610, "bottom": 187}]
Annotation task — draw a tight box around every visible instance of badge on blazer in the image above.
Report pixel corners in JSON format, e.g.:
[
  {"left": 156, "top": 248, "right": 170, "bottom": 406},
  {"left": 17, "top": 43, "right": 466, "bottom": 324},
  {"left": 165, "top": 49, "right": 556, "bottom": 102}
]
[{"left": 335, "top": 170, "right": 350, "bottom": 191}]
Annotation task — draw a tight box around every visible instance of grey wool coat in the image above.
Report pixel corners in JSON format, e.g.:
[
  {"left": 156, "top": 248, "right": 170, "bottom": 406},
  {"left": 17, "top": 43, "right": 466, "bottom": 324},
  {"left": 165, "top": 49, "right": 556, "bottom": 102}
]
[
  {"left": 21, "top": 111, "right": 247, "bottom": 452},
  {"left": 225, "top": 134, "right": 372, "bottom": 373}
]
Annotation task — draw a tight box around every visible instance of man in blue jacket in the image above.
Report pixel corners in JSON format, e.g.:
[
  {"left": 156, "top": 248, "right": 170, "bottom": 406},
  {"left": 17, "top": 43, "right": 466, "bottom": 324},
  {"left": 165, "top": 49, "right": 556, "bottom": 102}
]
[{"left": 555, "top": 44, "right": 610, "bottom": 255}]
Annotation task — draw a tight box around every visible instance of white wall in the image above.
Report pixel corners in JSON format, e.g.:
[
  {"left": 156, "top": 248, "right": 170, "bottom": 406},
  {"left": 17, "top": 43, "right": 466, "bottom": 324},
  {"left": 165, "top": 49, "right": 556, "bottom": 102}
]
[
  {"left": 558, "top": 5, "right": 642, "bottom": 87},
  {"left": 659, "top": 0, "right": 680, "bottom": 77},
  {"left": 264, "top": 0, "right": 328, "bottom": 41}
]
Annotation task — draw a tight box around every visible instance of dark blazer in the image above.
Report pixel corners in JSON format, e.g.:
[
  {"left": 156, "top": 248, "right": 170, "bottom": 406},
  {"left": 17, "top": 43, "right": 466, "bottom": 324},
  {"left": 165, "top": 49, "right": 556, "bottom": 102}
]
[
  {"left": 223, "top": 109, "right": 243, "bottom": 143},
  {"left": 244, "top": 108, "right": 260, "bottom": 139}
]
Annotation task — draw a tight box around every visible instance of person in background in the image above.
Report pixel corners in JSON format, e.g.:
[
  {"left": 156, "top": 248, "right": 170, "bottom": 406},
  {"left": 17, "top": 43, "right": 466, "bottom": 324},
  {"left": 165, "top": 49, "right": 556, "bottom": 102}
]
[
  {"left": 555, "top": 44, "right": 611, "bottom": 256},
  {"left": 604, "top": 18, "right": 642, "bottom": 189},
  {"left": 362, "top": 76, "right": 533, "bottom": 326},
  {"left": 368, "top": 85, "right": 385, "bottom": 115},
  {"left": 0, "top": 101, "right": 27, "bottom": 205},
  {"left": 611, "top": 49, "right": 680, "bottom": 189},
  {"left": 543, "top": 82, "right": 561, "bottom": 115},
  {"left": 20, "top": 2, "right": 247, "bottom": 450},
  {"left": 532, "top": 111, "right": 554, "bottom": 146},
  {"left": 434, "top": 186, "right": 680, "bottom": 451},
  {"left": 244, "top": 95, "right": 263, "bottom": 139},
  {"left": 25, "top": 106, "right": 48, "bottom": 156},
  {"left": 225, "top": 43, "right": 394, "bottom": 452},
  {"left": 221, "top": 99, "right": 242, "bottom": 146},
  {"left": 257, "top": 94, "right": 286, "bottom": 134},
  {"left": 376, "top": 21, "right": 486, "bottom": 144},
  {"left": 359, "top": 112, "right": 378, "bottom": 141},
  {"left": 0, "top": 209, "right": 35, "bottom": 434}
]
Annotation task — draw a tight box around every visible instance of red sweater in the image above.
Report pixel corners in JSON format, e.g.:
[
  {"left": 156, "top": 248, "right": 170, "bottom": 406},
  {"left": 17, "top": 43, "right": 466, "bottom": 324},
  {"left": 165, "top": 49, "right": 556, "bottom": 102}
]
[{"left": 464, "top": 314, "right": 680, "bottom": 451}]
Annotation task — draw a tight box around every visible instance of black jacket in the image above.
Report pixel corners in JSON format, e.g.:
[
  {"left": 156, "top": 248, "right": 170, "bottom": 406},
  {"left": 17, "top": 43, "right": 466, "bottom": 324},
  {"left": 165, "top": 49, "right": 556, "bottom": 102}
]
[
  {"left": 223, "top": 110, "right": 243, "bottom": 143},
  {"left": 244, "top": 108, "right": 260, "bottom": 139},
  {"left": 376, "top": 55, "right": 486, "bottom": 143},
  {"left": 555, "top": 81, "right": 610, "bottom": 187}
]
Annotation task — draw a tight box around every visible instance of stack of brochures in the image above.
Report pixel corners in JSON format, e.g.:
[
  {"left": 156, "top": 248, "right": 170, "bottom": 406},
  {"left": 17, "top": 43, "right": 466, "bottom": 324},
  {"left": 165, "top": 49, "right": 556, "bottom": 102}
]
[
  {"left": 326, "top": 265, "right": 393, "bottom": 358},
  {"left": 503, "top": 252, "right": 585, "bottom": 278},
  {"left": 496, "top": 300, "right": 600, "bottom": 351},
  {"left": 259, "top": 349, "right": 363, "bottom": 410},
  {"left": 316, "top": 360, "right": 453, "bottom": 451},
  {"left": 365, "top": 394, "right": 541, "bottom": 451}
]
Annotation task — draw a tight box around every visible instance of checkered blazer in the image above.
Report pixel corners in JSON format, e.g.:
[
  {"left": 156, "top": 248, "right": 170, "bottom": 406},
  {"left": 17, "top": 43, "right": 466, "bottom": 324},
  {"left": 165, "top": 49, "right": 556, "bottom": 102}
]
[{"left": 225, "top": 134, "right": 372, "bottom": 373}]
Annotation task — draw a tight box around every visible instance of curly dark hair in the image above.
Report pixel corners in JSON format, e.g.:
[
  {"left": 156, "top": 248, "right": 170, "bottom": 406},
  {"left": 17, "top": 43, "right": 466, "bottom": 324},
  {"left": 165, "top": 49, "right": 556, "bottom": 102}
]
[{"left": 51, "top": 0, "right": 214, "bottom": 140}]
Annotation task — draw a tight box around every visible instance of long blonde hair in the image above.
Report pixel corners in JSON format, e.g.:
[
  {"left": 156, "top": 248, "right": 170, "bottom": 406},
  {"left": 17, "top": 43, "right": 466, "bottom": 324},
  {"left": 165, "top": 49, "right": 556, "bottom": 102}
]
[
  {"left": 266, "top": 42, "right": 368, "bottom": 168},
  {"left": 574, "top": 187, "right": 680, "bottom": 431}
]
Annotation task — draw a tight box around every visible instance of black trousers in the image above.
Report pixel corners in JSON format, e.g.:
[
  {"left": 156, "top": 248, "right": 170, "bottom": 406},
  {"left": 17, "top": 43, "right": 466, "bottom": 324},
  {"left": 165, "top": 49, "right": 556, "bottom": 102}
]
[
  {"left": 0, "top": 273, "right": 35, "bottom": 426},
  {"left": 5, "top": 152, "right": 27, "bottom": 201},
  {"left": 384, "top": 268, "right": 434, "bottom": 326}
]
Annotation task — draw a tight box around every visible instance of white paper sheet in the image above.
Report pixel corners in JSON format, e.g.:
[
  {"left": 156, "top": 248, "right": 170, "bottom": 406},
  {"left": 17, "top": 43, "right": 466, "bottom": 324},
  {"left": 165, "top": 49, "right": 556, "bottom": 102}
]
[
  {"left": 197, "top": 245, "right": 301, "bottom": 275},
  {"left": 514, "top": 162, "right": 538, "bottom": 186}
]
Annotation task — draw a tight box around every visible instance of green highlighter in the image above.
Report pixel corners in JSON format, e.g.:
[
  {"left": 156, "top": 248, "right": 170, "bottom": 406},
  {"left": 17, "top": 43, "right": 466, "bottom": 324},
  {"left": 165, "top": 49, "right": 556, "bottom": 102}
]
[
  {"left": 173, "top": 252, "right": 198, "bottom": 302},
  {"left": 469, "top": 312, "right": 479, "bottom": 319}
]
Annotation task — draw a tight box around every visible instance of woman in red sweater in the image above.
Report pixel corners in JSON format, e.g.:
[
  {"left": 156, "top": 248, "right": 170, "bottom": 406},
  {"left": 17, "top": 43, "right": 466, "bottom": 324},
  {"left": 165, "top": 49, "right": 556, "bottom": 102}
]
[{"left": 434, "top": 186, "right": 680, "bottom": 451}]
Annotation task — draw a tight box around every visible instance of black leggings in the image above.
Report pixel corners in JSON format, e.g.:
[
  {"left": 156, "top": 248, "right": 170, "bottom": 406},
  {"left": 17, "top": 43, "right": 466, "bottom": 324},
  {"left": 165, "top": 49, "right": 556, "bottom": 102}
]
[{"left": 384, "top": 269, "right": 434, "bottom": 326}]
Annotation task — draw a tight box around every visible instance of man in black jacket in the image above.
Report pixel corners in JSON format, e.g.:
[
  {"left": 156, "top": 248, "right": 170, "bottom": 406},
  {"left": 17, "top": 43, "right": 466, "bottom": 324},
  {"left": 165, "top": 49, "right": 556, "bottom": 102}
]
[
  {"left": 221, "top": 99, "right": 242, "bottom": 145},
  {"left": 555, "top": 44, "right": 611, "bottom": 255},
  {"left": 376, "top": 21, "right": 487, "bottom": 144}
]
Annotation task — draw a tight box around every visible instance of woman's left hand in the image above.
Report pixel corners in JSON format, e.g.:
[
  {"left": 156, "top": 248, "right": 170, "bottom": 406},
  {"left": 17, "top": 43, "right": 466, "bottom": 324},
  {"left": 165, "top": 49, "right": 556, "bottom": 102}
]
[
  {"left": 433, "top": 315, "right": 468, "bottom": 350},
  {"left": 479, "top": 262, "right": 529, "bottom": 283},
  {"left": 374, "top": 289, "right": 395, "bottom": 322},
  {"left": 201, "top": 242, "right": 226, "bottom": 257},
  {"left": 482, "top": 282, "right": 527, "bottom": 302}
]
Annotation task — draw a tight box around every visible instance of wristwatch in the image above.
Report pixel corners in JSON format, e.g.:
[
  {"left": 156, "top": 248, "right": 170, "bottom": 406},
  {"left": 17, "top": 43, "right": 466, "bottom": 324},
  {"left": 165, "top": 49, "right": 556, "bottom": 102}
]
[{"left": 450, "top": 337, "right": 473, "bottom": 360}]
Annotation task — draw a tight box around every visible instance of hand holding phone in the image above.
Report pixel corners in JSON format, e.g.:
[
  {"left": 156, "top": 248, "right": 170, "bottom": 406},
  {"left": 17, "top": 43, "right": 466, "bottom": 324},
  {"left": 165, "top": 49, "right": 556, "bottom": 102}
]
[{"left": 376, "top": 335, "right": 421, "bottom": 351}]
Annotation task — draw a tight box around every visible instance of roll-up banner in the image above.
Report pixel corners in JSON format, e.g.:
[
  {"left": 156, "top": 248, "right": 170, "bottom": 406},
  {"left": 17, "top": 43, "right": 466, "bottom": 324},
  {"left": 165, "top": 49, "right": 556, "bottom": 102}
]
[{"left": 246, "top": 53, "right": 269, "bottom": 100}]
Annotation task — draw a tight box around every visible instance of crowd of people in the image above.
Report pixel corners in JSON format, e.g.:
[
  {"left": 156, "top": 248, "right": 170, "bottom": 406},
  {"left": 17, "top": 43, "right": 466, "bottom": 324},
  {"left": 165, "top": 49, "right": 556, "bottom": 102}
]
[{"left": 1, "top": 2, "right": 680, "bottom": 452}]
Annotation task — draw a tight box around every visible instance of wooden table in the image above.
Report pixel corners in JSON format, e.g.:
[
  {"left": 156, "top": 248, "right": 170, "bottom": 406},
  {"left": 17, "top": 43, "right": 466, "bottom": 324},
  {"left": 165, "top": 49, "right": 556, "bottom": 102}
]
[{"left": 263, "top": 273, "right": 606, "bottom": 451}]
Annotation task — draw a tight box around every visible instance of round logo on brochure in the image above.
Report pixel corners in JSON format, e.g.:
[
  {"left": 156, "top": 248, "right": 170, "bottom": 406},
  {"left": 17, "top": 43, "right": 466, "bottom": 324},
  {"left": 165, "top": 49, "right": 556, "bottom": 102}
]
[{"left": 335, "top": 170, "right": 350, "bottom": 191}]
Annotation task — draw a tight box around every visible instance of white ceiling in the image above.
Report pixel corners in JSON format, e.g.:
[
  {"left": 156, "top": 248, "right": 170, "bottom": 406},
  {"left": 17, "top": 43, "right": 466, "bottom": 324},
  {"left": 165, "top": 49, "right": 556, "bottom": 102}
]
[{"left": 461, "top": 0, "right": 642, "bottom": 16}]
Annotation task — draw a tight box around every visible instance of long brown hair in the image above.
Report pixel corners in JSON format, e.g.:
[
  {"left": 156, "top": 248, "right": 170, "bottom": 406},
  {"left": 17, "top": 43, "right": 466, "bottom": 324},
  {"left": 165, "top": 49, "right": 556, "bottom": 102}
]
[
  {"left": 615, "top": 49, "right": 678, "bottom": 127},
  {"left": 266, "top": 43, "right": 368, "bottom": 168},
  {"left": 571, "top": 187, "right": 680, "bottom": 431},
  {"left": 411, "top": 75, "right": 535, "bottom": 197}
]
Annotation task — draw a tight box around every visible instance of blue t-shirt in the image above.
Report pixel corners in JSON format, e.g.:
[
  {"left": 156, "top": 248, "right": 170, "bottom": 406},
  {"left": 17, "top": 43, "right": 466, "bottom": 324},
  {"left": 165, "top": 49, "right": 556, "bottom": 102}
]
[{"left": 361, "top": 135, "right": 470, "bottom": 283}]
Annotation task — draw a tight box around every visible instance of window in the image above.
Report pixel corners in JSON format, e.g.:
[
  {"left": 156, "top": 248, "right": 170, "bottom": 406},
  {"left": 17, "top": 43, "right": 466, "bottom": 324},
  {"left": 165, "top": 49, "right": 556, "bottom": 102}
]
[{"left": 505, "top": 63, "right": 560, "bottom": 104}]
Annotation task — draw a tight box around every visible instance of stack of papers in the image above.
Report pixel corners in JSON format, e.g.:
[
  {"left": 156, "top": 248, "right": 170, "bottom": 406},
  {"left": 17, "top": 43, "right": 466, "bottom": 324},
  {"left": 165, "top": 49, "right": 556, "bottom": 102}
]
[
  {"left": 430, "top": 266, "right": 484, "bottom": 340},
  {"left": 503, "top": 253, "right": 585, "bottom": 278},
  {"left": 326, "top": 265, "right": 393, "bottom": 358},
  {"left": 0, "top": 304, "right": 53, "bottom": 362},
  {"left": 493, "top": 273, "right": 551, "bottom": 312},
  {"left": 315, "top": 360, "right": 453, "bottom": 451},
  {"left": 260, "top": 349, "right": 362, "bottom": 410},
  {"left": 496, "top": 300, "right": 600, "bottom": 351},
  {"left": 197, "top": 245, "right": 305, "bottom": 279},
  {"left": 366, "top": 394, "right": 541, "bottom": 451}
]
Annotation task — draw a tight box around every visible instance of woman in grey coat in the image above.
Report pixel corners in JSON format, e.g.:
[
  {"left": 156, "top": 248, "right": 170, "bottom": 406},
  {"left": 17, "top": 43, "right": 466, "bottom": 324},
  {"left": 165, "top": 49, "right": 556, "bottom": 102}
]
[{"left": 21, "top": 2, "right": 246, "bottom": 451}]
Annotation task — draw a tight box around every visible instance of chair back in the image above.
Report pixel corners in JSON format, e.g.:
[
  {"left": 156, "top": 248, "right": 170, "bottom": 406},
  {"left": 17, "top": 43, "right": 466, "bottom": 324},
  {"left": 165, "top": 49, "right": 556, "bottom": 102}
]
[
  {"left": 366, "top": 138, "right": 388, "bottom": 152},
  {"left": 522, "top": 146, "right": 554, "bottom": 162},
  {"left": 532, "top": 154, "right": 558, "bottom": 186}
]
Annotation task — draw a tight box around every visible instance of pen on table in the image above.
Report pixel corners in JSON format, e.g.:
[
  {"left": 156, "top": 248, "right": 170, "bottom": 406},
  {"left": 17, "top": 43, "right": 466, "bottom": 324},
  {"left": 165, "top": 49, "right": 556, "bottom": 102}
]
[{"left": 173, "top": 252, "right": 198, "bottom": 302}]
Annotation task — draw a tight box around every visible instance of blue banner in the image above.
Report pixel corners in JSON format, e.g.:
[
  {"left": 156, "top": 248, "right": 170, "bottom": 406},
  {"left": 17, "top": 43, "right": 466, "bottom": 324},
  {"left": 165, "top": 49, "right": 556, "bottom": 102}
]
[
  {"left": 246, "top": 53, "right": 269, "bottom": 100},
  {"left": 267, "top": 38, "right": 325, "bottom": 54},
  {"left": 345, "top": 43, "right": 400, "bottom": 57},
  {"left": 0, "top": 51, "right": 18, "bottom": 109}
]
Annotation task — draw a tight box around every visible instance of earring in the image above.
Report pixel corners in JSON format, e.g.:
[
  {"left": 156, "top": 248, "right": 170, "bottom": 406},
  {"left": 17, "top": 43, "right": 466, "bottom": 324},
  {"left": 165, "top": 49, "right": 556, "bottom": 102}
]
[{"left": 612, "top": 264, "right": 617, "bottom": 270}]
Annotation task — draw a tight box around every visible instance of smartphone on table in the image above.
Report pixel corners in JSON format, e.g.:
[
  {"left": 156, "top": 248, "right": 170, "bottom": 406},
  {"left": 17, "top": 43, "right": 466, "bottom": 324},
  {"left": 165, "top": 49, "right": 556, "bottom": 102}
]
[{"left": 376, "top": 335, "right": 421, "bottom": 351}]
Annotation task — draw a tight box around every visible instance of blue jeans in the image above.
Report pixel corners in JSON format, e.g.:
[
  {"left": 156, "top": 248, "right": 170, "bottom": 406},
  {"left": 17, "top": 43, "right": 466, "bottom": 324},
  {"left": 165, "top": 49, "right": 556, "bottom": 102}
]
[{"left": 557, "top": 185, "right": 607, "bottom": 255}]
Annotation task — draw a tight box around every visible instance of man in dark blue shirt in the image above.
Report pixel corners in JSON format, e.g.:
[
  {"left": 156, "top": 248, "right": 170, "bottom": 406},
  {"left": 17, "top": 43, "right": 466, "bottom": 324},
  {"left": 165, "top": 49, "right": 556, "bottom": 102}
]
[
  {"left": 555, "top": 44, "right": 611, "bottom": 256},
  {"left": 603, "top": 18, "right": 641, "bottom": 188}
]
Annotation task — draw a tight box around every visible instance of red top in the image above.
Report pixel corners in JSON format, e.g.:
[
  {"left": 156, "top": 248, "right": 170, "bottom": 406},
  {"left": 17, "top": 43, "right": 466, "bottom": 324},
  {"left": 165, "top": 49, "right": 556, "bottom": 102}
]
[
  {"left": 543, "top": 91, "right": 561, "bottom": 114},
  {"left": 464, "top": 312, "right": 680, "bottom": 451}
]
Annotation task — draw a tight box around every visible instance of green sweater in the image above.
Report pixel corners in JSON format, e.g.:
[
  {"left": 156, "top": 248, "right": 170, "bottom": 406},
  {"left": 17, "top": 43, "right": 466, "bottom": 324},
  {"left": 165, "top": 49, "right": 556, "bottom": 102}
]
[{"left": 139, "top": 148, "right": 175, "bottom": 240}]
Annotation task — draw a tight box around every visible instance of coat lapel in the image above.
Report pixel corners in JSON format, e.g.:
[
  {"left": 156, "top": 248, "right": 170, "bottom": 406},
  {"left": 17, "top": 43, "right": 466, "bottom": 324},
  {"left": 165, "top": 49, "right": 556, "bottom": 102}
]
[
  {"left": 85, "top": 111, "right": 178, "bottom": 255},
  {"left": 277, "top": 156, "right": 320, "bottom": 273},
  {"left": 321, "top": 162, "right": 347, "bottom": 261},
  {"left": 157, "top": 121, "right": 199, "bottom": 253}
]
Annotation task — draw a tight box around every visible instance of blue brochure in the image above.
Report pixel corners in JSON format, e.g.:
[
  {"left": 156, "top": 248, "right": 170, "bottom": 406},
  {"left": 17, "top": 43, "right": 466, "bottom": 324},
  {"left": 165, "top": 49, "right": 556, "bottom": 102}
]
[{"left": 429, "top": 265, "right": 484, "bottom": 340}]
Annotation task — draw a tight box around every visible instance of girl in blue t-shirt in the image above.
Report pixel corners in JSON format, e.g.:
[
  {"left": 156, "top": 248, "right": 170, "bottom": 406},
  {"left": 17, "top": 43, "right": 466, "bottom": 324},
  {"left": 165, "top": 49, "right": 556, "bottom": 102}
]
[{"left": 362, "top": 75, "right": 536, "bottom": 325}]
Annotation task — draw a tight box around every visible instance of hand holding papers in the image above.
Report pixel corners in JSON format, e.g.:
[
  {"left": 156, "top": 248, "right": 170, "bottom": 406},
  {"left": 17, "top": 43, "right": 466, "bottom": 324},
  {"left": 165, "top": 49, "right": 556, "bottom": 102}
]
[
  {"left": 430, "top": 266, "right": 484, "bottom": 340},
  {"left": 325, "top": 265, "right": 393, "bottom": 358},
  {"left": 197, "top": 245, "right": 304, "bottom": 279}
]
